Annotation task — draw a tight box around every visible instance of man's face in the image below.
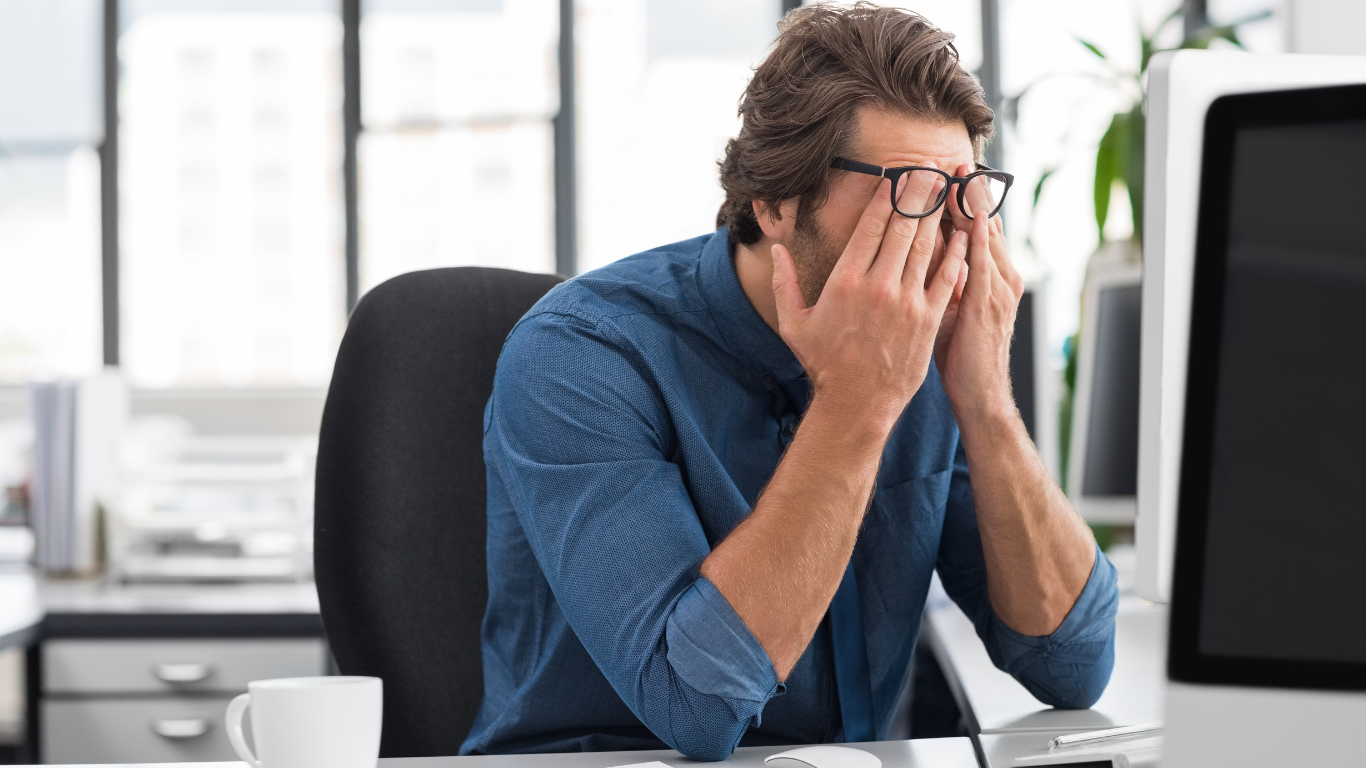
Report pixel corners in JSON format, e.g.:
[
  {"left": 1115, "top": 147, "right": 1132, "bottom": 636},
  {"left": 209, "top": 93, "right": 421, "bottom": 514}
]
[{"left": 787, "top": 107, "right": 976, "bottom": 306}]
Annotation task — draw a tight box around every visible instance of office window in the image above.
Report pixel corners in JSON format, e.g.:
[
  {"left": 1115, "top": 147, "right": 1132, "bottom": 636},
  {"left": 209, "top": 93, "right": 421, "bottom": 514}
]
[
  {"left": 0, "top": 0, "right": 104, "bottom": 382},
  {"left": 576, "top": 0, "right": 983, "bottom": 273},
  {"left": 120, "top": 1, "right": 345, "bottom": 388},
  {"left": 358, "top": 0, "right": 559, "bottom": 293},
  {"left": 575, "top": 0, "right": 780, "bottom": 272}
]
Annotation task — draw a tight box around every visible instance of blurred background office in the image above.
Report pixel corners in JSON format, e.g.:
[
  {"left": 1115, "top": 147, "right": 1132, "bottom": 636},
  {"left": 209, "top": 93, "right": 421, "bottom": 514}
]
[{"left": 0, "top": 0, "right": 1360, "bottom": 762}]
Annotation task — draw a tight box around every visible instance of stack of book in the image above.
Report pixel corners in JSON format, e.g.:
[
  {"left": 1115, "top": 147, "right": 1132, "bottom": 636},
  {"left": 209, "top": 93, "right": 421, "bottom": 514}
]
[{"left": 28, "top": 371, "right": 128, "bottom": 575}]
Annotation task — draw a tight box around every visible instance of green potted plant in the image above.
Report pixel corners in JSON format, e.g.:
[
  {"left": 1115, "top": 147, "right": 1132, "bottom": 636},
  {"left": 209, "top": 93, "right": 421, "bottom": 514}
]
[{"left": 1031, "top": 8, "right": 1272, "bottom": 502}]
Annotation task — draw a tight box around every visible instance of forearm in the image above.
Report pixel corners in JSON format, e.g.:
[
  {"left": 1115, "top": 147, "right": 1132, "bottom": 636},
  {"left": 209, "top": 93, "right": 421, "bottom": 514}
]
[
  {"left": 701, "top": 393, "right": 890, "bottom": 679},
  {"left": 955, "top": 405, "right": 1095, "bottom": 636}
]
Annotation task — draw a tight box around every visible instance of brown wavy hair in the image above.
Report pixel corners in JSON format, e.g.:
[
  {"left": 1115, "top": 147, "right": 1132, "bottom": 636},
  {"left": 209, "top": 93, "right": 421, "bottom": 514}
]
[{"left": 717, "top": 2, "right": 995, "bottom": 246}]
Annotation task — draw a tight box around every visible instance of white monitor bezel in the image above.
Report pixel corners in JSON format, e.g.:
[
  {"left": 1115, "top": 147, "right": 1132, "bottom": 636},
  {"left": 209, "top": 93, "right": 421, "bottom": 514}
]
[
  {"left": 1136, "top": 49, "right": 1366, "bottom": 603},
  {"left": 1067, "top": 260, "right": 1141, "bottom": 524}
]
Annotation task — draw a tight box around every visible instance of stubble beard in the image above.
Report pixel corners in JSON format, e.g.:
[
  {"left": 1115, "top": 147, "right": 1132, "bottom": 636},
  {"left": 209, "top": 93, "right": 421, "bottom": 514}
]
[{"left": 788, "top": 212, "right": 843, "bottom": 308}]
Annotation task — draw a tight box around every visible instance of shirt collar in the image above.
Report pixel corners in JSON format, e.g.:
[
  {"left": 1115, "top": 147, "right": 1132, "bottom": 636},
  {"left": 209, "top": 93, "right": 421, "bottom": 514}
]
[{"left": 698, "top": 227, "right": 806, "bottom": 384}]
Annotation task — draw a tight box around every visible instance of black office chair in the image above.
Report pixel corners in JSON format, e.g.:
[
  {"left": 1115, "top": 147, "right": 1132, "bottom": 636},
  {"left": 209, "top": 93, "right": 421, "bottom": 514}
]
[{"left": 314, "top": 267, "right": 564, "bottom": 758}]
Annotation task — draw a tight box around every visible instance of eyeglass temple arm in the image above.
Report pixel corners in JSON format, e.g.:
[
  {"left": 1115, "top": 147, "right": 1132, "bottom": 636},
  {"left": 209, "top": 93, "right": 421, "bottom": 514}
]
[{"left": 830, "top": 157, "right": 886, "bottom": 176}]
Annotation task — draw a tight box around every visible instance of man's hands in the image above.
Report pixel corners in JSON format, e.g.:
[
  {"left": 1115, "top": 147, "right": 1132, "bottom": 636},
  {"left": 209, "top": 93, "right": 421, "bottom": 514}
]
[
  {"left": 934, "top": 164, "right": 1025, "bottom": 425},
  {"left": 771, "top": 170, "right": 966, "bottom": 433},
  {"left": 771, "top": 161, "right": 1024, "bottom": 431}
]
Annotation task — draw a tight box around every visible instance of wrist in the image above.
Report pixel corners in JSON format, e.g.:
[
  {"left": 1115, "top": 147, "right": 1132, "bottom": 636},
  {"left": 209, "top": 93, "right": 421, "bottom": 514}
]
[
  {"left": 952, "top": 395, "right": 1021, "bottom": 437},
  {"left": 806, "top": 388, "right": 902, "bottom": 444}
]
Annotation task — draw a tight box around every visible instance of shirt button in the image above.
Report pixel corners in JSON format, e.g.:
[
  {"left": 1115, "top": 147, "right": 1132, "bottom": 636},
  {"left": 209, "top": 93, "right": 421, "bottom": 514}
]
[
  {"left": 762, "top": 374, "right": 775, "bottom": 385},
  {"left": 783, "top": 422, "right": 796, "bottom": 439}
]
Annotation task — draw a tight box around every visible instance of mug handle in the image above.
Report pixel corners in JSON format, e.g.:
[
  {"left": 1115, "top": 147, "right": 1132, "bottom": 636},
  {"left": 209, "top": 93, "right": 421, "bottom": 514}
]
[{"left": 226, "top": 692, "right": 262, "bottom": 768}]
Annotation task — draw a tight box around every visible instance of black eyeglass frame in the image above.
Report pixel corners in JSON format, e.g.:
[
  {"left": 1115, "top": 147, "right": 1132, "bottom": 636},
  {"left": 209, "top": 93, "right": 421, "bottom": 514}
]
[{"left": 830, "top": 157, "right": 1014, "bottom": 220}]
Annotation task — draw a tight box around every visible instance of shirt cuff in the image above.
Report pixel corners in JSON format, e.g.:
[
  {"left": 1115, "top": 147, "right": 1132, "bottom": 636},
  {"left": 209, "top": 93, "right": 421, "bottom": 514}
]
[
  {"left": 666, "top": 576, "right": 785, "bottom": 704},
  {"left": 981, "top": 544, "right": 1119, "bottom": 707}
]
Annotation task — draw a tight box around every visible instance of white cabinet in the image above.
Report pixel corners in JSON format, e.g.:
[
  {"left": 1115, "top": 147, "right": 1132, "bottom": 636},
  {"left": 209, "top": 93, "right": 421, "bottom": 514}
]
[
  {"left": 40, "top": 637, "right": 327, "bottom": 763},
  {"left": 44, "top": 638, "right": 327, "bottom": 694}
]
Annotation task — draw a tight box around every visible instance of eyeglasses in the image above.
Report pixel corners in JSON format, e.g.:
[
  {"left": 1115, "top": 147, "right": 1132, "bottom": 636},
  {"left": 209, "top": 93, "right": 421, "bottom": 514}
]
[{"left": 830, "top": 157, "right": 1014, "bottom": 220}]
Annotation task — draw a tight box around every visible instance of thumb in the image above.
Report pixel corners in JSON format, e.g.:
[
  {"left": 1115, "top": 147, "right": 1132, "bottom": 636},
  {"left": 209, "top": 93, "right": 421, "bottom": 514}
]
[{"left": 771, "top": 244, "right": 808, "bottom": 322}]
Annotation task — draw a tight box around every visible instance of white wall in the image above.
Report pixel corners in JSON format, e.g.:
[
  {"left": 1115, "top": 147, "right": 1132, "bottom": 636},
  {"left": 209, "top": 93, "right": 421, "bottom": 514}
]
[{"left": 1290, "top": 0, "right": 1366, "bottom": 54}]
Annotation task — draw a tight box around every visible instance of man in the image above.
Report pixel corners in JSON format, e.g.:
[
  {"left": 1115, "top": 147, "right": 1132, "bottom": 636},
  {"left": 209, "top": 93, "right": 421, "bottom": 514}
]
[{"left": 462, "top": 4, "right": 1117, "bottom": 761}]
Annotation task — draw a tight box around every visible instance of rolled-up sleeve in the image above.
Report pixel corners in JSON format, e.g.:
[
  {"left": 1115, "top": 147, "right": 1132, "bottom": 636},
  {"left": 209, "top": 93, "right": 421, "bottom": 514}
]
[
  {"left": 935, "top": 441, "right": 1120, "bottom": 709},
  {"left": 485, "top": 311, "right": 781, "bottom": 760}
]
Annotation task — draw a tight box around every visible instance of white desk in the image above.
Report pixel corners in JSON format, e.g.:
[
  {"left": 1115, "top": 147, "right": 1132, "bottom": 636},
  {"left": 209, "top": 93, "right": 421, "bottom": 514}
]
[
  {"left": 975, "top": 730, "right": 1161, "bottom": 768},
  {"left": 0, "top": 572, "right": 43, "bottom": 649},
  {"left": 923, "top": 593, "right": 1166, "bottom": 736},
  {"left": 14, "top": 739, "right": 980, "bottom": 768},
  {"left": 0, "top": 572, "right": 320, "bottom": 647}
]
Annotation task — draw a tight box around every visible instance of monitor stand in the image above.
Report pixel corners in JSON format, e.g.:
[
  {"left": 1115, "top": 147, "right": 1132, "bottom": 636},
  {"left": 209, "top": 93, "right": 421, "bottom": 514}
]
[{"left": 1164, "top": 681, "right": 1366, "bottom": 766}]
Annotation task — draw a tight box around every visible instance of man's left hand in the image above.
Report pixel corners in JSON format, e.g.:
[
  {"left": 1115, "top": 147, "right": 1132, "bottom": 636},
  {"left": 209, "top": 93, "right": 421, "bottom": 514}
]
[{"left": 935, "top": 162, "right": 1024, "bottom": 425}]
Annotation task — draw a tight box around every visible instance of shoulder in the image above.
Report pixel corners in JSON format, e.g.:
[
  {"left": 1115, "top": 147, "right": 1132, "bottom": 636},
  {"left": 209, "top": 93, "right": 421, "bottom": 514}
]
[
  {"left": 506, "top": 232, "right": 716, "bottom": 353},
  {"left": 525, "top": 233, "right": 713, "bottom": 327}
]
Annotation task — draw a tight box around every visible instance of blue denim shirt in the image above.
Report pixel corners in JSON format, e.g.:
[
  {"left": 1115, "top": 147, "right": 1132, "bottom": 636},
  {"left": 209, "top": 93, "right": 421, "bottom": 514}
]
[{"left": 462, "top": 228, "right": 1118, "bottom": 760}]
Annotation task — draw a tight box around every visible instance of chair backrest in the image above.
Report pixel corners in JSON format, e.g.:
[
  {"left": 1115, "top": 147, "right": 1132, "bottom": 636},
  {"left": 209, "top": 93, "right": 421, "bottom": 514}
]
[{"left": 314, "top": 267, "right": 563, "bottom": 758}]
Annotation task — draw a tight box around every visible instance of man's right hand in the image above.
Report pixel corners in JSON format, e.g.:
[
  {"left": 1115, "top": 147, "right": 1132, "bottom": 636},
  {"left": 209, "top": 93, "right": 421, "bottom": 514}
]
[{"left": 771, "top": 171, "right": 967, "bottom": 433}]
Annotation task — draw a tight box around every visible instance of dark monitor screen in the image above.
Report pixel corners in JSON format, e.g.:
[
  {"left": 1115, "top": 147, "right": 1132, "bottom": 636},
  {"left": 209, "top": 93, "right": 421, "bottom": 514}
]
[
  {"left": 1010, "top": 288, "right": 1036, "bottom": 442},
  {"left": 1082, "top": 283, "right": 1141, "bottom": 497},
  {"left": 1170, "top": 85, "right": 1366, "bottom": 690},
  {"left": 1199, "top": 118, "right": 1366, "bottom": 664}
]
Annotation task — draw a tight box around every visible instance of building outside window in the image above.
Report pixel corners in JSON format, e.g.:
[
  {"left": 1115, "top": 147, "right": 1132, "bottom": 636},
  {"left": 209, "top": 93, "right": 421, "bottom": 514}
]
[
  {"left": 358, "top": 0, "right": 559, "bottom": 294},
  {"left": 119, "top": 0, "right": 345, "bottom": 388}
]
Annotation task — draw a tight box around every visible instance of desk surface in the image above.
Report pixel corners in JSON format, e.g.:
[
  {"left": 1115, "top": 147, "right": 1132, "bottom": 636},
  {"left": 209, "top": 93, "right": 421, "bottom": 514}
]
[
  {"left": 977, "top": 730, "right": 1162, "bottom": 768},
  {"left": 38, "top": 576, "right": 319, "bottom": 615},
  {"left": 0, "top": 572, "right": 321, "bottom": 645},
  {"left": 923, "top": 593, "right": 1166, "bottom": 734},
  {"left": 0, "top": 572, "right": 42, "bottom": 648},
  {"left": 14, "top": 739, "right": 980, "bottom": 768}
]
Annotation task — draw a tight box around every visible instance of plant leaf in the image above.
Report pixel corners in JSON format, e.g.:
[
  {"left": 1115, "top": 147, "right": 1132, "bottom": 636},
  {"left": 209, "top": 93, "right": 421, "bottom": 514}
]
[
  {"left": 1094, "top": 113, "right": 1126, "bottom": 242},
  {"left": 1078, "top": 37, "right": 1107, "bottom": 60},
  {"left": 1124, "top": 104, "right": 1145, "bottom": 242},
  {"left": 1032, "top": 168, "right": 1057, "bottom": 210}
]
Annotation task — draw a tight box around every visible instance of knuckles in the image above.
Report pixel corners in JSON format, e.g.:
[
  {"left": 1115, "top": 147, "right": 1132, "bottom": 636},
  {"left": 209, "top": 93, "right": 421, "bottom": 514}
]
[{"left": 857, "top": 216, "right": 887, "bottom": 242}]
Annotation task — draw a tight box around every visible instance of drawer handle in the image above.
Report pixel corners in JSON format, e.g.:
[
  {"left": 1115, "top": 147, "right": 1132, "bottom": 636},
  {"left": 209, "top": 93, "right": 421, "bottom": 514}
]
[
  {"left": 153, "top": 662, "right": 215, "bottom": 683},
  {"left": 152, "top": 718, "right": 211, "bottom": 739}
]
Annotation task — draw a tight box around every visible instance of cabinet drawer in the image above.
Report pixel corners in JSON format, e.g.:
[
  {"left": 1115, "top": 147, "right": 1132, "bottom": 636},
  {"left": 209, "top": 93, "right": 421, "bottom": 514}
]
[
  {"left": 43, "top": 696, "right": 242, "bottom": 764},
  {"left": 44, "top": 638, "right": 327, "bottom": 693}
]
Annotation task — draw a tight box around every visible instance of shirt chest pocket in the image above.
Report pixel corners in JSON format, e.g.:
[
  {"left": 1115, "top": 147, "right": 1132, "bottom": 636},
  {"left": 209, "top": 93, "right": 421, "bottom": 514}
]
[{"left": 861, "top": 468, "right": 953, "bottom": 615}]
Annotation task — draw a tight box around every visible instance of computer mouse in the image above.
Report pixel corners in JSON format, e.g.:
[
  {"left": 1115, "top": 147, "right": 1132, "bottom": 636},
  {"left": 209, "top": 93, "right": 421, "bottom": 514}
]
[{"left": 763, "top": 745, "right": 882, "bottom": 768}]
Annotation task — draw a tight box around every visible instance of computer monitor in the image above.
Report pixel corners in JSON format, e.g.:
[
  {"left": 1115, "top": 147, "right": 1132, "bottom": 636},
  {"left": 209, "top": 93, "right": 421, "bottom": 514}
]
[
  {"left": 1162, "top": 82, "right": 1366, "bottom": 768},
  {"left": 1136, "top": 50, "right": 1366, "bottom": 602},
  {"left": 1066, "top": 259, "right": 1141, "bottom": 523},
  {"left": 1010, "top": 281, "right": 1058, "bottom": 479}
]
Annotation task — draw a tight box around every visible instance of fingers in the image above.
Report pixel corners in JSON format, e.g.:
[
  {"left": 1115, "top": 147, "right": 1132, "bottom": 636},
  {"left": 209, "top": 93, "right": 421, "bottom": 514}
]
[
  {"left": 868, "top": 172, "right": 942, "bottom": 282},
  {"left": 961, "top": 214, "right": 994, "bottom": 309},
  {"left": 948, "top": 163, "right": 1023, "bottom": 300},
  {"left": 837, "top": 177, "right": 897, "bottom": 277},
  {"left": 925, "top": 226, "right": 946, "bottom": 291},
  {"left": 771, "top": 244, "right": 808, "bottom": 324},
  {"left": 946, "top": 163, "right": 975, "bottom": 233},
  {"left": 902, "top": 178, "right": 950, "bottom": 288},
  {"left": 927, "top": 229, "right": 968, "bottom": 313},
  {"left": 961, "top": 171, "right": 996, "bottom": 221}
]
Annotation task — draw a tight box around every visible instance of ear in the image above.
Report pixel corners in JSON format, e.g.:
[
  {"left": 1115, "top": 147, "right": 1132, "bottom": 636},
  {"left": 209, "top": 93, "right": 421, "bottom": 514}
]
[{"left": 752, "top": 198, "right": 798, "bottom": 243}]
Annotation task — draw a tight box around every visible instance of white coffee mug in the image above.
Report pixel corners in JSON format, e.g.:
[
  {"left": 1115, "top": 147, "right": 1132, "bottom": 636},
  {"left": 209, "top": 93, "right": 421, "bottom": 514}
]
[{"left": 226, "top": 676, "right": 383, "bottom": 768}]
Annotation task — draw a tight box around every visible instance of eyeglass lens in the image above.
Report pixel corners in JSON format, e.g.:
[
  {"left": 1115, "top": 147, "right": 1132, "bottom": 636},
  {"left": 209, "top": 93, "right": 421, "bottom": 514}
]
[
  {"left": 959, "top": 173, "right": 1008, "bottom": 219},
  {"left": 890, "top": 170, "right": 1008, "bottom": 219},
  {"left": 890, "top": 169, "right": 951, "bottom": 217}
]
